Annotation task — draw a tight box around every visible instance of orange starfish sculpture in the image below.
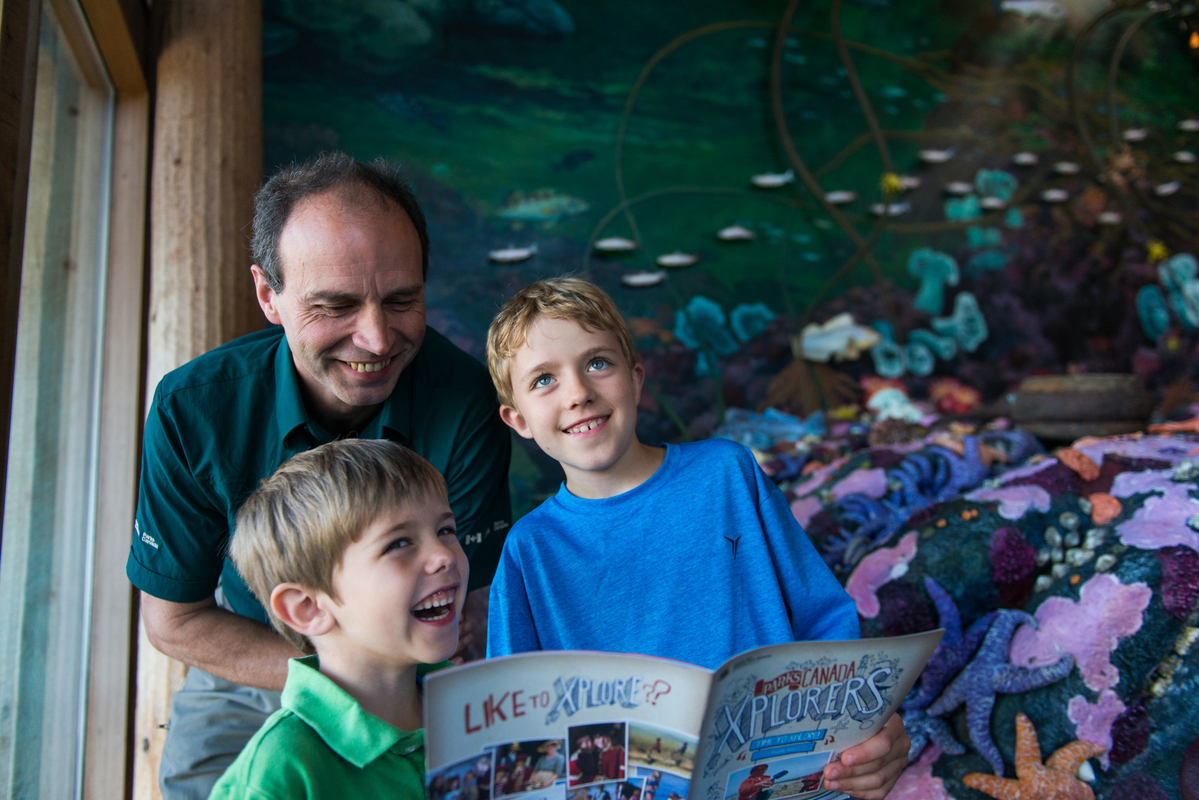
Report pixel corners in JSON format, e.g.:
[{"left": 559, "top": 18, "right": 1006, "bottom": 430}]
[{"left": 962, "top": 714, "right": 1104, "bottom": 800}]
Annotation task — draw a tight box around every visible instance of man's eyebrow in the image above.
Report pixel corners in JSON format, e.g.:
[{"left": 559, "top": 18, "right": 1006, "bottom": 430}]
[
  {"left": 303, "top": 285, "right": 423, "bottom": 304},
  {"left": 383, "top": 286, "right": 423, "bottom": 300},
  {"left": 304, "top": 290, "right": 357, "bottom": 304}
]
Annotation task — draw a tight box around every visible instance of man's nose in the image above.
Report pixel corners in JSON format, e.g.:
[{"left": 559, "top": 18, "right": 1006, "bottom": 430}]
[{"left": 353, "top": 304, "right": 393, "bottom": 354}]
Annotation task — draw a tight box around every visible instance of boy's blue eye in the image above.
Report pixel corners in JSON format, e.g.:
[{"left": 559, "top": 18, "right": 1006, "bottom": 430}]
[
  {"left": 588, "top": 358, "right": 608, "bottom": 371},
  {"left": 533, "top": 375, "right": 553, "bottom": 389},
  {"left": 383, "top": 538, "right": 411, "bottom": 554},
  {"left": 438, "top": 527, "right": 458, "bottom": 538}
]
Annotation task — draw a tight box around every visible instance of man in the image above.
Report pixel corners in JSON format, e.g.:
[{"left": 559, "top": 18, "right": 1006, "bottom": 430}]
[{"left": 127, "top": 152, "right": 511, "bottom": 799}]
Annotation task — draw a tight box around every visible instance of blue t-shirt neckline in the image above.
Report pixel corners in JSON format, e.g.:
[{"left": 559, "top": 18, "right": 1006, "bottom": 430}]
[{"left": 551, "top": 443, "right": 676, "bottom": 513}]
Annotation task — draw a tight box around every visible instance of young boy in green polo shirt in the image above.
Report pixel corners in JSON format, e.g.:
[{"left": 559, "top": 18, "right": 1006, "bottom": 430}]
[{"left": 208, "top": 439, "right": 467, "bottom": 799}]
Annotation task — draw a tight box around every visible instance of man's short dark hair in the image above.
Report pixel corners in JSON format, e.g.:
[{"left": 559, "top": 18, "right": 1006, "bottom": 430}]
[{"left": 251, "top": 151, "right": 430, "bottom": 291}]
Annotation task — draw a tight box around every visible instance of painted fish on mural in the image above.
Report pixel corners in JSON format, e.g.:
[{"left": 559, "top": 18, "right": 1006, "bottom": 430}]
[
  {"left": 999, "top": 0, "right": 1066, "bottom": 20},
  {"left": 620, "top": 270, "right": 667, "bottom": 287},
  {"left": 488, "top": 244, "right": 538, "bottom": 263},
  {"left": 716, "top": 225, "right": 756, "bottom": 241},
  {"left": 497, "top": 190, "right": 590, "bottom": 223},
  {"left": 751, "top": 169, "right": 795, "bottom": 188},
  {"left": 656, "top": 251, "right": 699, "bottom": 268},
  {"left": 594, "top": 236, "right": 638, "bottom": 252}
]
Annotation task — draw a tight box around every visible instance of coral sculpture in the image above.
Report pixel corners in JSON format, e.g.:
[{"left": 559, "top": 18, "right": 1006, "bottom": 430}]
[{"left": 963, "top": 713, "right": 1104, "bottom": 800}]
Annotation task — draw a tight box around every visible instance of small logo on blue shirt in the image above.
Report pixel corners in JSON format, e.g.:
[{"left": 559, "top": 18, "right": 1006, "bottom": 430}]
[{"left": 724, "top": 535, "right": 741, "bottom": 560}]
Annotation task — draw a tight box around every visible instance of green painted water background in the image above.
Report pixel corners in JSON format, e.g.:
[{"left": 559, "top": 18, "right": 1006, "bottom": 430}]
[{"left": 264, "top": 0, "right": 1199, "bottom": 510}]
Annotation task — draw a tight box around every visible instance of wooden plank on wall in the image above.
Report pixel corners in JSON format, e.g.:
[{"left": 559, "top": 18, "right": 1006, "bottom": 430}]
[
  {"left": 72, "top": 0, "right": 152, "bottom": 797},
  {"left": 133, "top": 0, "right": 262, "bottom": 797},
  {"left": 84, "top": 91, "right": 150, "bottom": 800}
]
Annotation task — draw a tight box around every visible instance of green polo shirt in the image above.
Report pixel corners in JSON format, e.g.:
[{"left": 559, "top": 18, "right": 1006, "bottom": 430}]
[
  {"left": 127, "top": 325, "right": 511, "bottom": 624},
  {"left": 208, "top": 655, "right": 441, "bottom": 799}
]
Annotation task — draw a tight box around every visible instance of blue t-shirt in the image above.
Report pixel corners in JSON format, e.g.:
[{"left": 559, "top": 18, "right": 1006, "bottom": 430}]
[{"left": 488, "top": 438, "right": 860, "bottom": 669}]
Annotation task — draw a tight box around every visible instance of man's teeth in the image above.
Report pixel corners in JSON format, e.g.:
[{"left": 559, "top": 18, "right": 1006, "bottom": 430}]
[
  {"left": 347, "top": 358, "right": 391, "bottom": 373},
  {"left": 566, "top": 417, "right": 607, "bottom": 434}
]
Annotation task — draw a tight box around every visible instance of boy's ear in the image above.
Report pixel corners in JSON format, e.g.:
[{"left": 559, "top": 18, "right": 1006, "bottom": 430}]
[
  {"left": 632, "top": 362, "right": 645, "bottom": 404},
  {"left": 270, "top": 583, "right": 336, "bottom": 638},
  {"left": 499, "top": 404, "right": 535, "bottom": 439}
]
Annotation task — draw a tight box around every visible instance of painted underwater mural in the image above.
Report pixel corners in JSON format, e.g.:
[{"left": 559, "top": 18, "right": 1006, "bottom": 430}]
[{"left": 264, "top": 0, "right": 1199, "bottom": 796}]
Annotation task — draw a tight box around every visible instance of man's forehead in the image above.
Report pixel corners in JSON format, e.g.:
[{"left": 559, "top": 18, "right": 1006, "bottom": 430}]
[{"left": 276, "top": 191, "right": 422, "bottom": 290}]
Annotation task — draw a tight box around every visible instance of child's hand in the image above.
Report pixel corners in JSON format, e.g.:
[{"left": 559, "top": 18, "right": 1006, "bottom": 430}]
[
  {"left": 820, "top": 713, "right": 909, "bottom": 799},
  {"left": 450, "top": 617, "right": 474, "bottom": 665},
  {"left": 451, "top": 587, "right": 491, "bottom": 664}
]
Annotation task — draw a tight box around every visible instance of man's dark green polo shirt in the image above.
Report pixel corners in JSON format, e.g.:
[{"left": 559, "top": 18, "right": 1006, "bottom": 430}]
[{"left": 126, "top": 325, "right": 511, "bottom": 624}]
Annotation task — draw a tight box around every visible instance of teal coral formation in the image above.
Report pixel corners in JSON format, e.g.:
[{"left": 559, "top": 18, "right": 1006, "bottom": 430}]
[{"left": 933, "top": 292, "right": 988, "bottom": 353}]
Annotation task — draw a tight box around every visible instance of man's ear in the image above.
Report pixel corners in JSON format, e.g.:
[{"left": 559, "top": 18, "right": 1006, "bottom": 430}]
[
  {"left": 251, "top": 265, "right": 283, "bottom": 325},
  {"left": 499, "top": 404, "right": 534, "bottom": 439},
  {"left": 270, "top": 583, "right": 336, "bottom": 638}
]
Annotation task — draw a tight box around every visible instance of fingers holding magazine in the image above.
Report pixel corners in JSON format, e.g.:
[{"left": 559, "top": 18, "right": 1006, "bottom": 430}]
[{"left": 820, "top": 714, "right": 910, "bottom": 799}]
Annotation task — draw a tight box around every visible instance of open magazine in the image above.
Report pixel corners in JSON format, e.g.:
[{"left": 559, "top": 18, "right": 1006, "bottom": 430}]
[{"left": 424, "top": 631, "right": 941, "bottom": 800}]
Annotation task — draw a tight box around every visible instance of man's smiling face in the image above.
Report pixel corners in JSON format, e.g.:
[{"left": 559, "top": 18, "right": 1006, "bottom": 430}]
[{"left": 253, "top": 190, "right": 426, "bottom": 430}]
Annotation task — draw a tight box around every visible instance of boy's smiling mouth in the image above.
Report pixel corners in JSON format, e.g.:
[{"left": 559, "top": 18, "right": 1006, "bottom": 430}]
[
  {"left": 564, "top": 415, "right": 609, "bottom": 435},
  {"left": 411, "top": 585, "right": 457, "bottom": 622}
]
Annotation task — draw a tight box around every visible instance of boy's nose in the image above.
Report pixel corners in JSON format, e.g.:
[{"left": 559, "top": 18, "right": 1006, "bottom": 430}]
[
  {"left": 426, "top": 536, "right": 464, "bottom": 574},
  {"left": 564, "top": 373, "right": 594, "bottom": 407}
]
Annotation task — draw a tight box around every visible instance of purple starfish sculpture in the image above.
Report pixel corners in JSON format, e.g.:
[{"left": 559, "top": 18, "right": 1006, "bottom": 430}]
[
  {"left": 903, "top": 708, "right": 967, "bottom": 763},
  {"left": 928, "top": 435, "right": 991, "bottom": 501},
  {"left": 903, "top": 578, "right": 997, "bottom": 712},
  {"left": 925, "top": 609, "right": 1076, "bottom": 776}
]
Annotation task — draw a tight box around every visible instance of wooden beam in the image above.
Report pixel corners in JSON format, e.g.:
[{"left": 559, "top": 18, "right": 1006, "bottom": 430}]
[
  {"left": 72, "top": 0, "right": 152, "bottom": 796},
  {"left": 133, "top": 0, "right": 262, "bottom": 797},
  {"left": 0, "top": 0, "right": 42, "bottom": 543},
  {"left": 84, "top": 91, "right": 151, "bottom": 800}
]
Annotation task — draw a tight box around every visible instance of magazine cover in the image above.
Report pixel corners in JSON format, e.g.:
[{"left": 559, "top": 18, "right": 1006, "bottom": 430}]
[
  {"left": 424, "top": 632, "right": 940, "bottom": 800},
  {"left": 692, "top": 632, "right": 941, "bottom": 800}
]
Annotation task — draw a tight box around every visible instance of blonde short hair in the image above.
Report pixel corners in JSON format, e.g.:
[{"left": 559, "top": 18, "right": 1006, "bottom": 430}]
[
  {"left": 486, "top": 277, "right": 639, "bottom": 407},
  {"left": 230, "top": 439, "right": 448, "bottom": 652}
]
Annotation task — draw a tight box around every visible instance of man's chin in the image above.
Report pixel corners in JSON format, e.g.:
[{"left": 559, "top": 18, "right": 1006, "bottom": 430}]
[{"left": 326, "top": 372, "right": 403, "bottom": 409}]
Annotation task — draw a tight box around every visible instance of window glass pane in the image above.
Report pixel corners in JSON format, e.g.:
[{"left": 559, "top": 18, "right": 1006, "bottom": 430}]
[{"left": 0, "top": 1, "right": 114, "bottom": 797}]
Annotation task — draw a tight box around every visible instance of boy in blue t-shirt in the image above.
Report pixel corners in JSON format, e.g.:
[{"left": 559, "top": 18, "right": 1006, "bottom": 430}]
[{"left": 484, "top": 278, "right": 909, "bottom": 799}]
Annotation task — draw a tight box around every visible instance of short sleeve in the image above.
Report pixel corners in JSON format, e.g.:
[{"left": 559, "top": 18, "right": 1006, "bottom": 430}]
[
  {"left": 441, "top": 395, "right": 512, "bottom": 591},
  {"left": 754, "top": 459, "right": 861, "bottom": 642},
  {"left": 486, "top": 540, "right": 540, "bottom": 657},
  {"left": 125, "top": 384, "right": 228, "bottom": 603}
]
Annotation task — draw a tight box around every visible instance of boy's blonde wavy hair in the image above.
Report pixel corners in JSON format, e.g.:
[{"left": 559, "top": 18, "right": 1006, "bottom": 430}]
[
  {"left": 486, "top": 277, "right": 639, "bottom": 408},
  {"left": 230, "top": 439, "right": 447, "bottom": 652}
]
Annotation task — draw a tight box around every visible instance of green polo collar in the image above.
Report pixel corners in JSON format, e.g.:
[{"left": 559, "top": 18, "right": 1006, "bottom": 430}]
[
  {"left": 282, "top": 656, "right": 432, "bottom": 768},
  {"left": 272, "top": 333, "right": 412, "bottom": 446}
]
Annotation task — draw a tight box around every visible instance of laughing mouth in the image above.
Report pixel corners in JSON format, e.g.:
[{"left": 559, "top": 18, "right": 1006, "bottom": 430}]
[
  {"left": 565, "top": 416, "right": 609, "bottom": 434},
  {"left": 411, "top": 587, "right": 456, "bottom": 622},
  {"left": 345, "top": 357, "right": 392, "bottom": 374}
]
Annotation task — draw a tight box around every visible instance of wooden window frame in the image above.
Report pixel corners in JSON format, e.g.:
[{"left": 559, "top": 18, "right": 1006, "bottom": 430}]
[{"left": 0, "top": 0, "right": 151, "bottom": 797}]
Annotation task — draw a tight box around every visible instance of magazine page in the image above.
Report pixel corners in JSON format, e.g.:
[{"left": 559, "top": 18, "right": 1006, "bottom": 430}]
[
  {"left": 692, "top": 631, "right": 943, "bottom": 800},
  {"left": 425, "top": 651, "right": 715, "bottom": 800}
]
